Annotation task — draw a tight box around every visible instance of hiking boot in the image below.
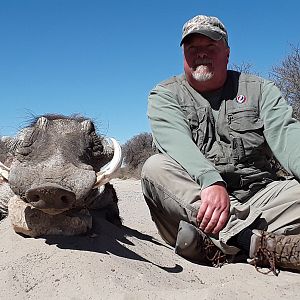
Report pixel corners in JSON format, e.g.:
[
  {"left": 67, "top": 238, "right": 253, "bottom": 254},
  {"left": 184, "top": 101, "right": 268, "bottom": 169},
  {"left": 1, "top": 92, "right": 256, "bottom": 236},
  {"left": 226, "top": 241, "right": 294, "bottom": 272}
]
[
  {"left": 175, "top": 220, "right": 227, "bottom": 267},
  {"left": 249, "top": 230, "right": 300, "bottom": 275}
]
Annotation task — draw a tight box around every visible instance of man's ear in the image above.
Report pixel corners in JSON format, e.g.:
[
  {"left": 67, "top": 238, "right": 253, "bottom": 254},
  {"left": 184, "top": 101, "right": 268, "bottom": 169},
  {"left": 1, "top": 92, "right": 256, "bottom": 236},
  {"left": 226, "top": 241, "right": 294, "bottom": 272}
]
[{"left": 226, "top": 47, "right": 230, "bottom": 61}]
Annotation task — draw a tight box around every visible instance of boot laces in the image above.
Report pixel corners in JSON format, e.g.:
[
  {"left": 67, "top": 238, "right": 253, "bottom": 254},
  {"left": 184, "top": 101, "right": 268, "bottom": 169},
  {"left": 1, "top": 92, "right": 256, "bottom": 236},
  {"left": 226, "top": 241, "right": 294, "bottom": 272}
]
[
  {"left": 253, "top": 239, "right": 279, "bottom": 276},
  {"left": 202, "top": 236, "right": 227, "bottom": 268},
  {"left": 253, "top": 231, "right": 300, "bottom": 276}
]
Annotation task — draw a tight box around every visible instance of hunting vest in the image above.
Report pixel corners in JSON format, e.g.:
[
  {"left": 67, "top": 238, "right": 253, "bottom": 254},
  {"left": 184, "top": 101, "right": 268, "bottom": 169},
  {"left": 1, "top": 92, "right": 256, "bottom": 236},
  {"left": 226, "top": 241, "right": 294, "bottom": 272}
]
[{"left": 162, "top": 71, "right": 280, "bottom": 202}]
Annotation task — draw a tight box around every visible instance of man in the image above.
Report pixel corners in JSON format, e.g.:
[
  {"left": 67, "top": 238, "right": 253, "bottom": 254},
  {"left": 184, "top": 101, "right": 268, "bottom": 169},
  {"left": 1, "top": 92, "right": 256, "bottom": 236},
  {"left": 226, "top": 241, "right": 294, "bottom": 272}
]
[{"left": 141, "top": 15, "right": 300, "bottom": 275}]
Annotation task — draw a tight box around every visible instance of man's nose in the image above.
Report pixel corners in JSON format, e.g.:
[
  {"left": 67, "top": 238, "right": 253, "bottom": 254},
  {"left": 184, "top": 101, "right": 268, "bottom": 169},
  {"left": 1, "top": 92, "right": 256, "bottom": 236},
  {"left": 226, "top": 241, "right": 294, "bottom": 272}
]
[{"left": 196, "top": 51, "right": 207, "bottom": 59}]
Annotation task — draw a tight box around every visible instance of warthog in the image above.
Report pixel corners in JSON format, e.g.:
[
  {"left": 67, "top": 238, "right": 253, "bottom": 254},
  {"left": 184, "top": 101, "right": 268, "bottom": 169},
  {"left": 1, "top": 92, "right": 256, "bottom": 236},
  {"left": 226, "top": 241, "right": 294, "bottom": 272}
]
[{"left": 0, "top": 114, "right": 122, "bottom": 237}]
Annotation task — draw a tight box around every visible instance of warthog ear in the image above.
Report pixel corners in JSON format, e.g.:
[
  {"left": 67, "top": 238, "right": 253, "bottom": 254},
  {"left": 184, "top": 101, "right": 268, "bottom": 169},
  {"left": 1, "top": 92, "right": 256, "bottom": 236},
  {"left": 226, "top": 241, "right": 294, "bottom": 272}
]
[
  {"left": 36, "top": 116, "right": 48, "bottom": 129},
  {"left": 81, "top": 120, "right": 95, "bottom": 133}
]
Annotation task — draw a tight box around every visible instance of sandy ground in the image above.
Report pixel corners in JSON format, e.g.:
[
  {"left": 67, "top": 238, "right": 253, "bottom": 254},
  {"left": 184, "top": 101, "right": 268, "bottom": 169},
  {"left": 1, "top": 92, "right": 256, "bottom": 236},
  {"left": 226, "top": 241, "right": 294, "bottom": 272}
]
[{"left": 0, "top": 178, "right": 299, "bottom": 300}]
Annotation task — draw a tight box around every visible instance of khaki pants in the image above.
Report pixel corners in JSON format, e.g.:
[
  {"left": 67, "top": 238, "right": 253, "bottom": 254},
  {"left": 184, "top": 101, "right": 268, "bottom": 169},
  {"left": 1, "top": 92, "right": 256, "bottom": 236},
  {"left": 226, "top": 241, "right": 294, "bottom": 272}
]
[{"left": 141, "top": 154, "right": 300, "bottom": 255}]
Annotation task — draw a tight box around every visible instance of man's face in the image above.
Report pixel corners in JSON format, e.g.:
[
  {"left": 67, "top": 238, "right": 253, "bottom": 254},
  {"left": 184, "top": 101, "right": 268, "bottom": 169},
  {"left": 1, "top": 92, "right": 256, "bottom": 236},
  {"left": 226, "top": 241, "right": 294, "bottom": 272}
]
[{"left": 183, "top": 34, "right": 230, "bottom": 92}]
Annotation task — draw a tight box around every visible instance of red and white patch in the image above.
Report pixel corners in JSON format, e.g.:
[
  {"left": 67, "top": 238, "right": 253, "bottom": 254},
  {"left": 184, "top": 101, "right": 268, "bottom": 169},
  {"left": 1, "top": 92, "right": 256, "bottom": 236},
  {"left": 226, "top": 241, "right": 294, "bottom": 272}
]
[{"left": 236, "top": 95, "right": 246, "bottom": 104}]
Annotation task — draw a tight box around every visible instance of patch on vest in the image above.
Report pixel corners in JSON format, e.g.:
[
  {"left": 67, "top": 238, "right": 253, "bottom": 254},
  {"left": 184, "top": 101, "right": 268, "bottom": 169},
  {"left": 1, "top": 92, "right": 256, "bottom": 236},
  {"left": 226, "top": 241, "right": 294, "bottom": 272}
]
[{"left": 236, "top": 95, "right": 247, "bottom": 104}]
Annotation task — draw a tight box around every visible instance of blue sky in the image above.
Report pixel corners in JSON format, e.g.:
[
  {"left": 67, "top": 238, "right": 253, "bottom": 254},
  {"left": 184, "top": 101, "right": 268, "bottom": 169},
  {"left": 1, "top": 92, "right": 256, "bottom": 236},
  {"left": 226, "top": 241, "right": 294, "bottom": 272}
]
[{"left": 0, "top": 0, "right": 299, "bottom": 143}]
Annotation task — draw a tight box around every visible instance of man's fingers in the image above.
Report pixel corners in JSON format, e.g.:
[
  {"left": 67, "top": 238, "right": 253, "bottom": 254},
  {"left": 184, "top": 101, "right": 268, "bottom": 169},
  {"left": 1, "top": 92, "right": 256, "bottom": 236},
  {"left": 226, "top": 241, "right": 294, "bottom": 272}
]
[
  {"left": 202, "top": 209, "right": 221, "bottom": 233},
  {"left": 212, "top": 210, "right": 229, "bottom": 234},
  {"left": 197, "top": 183, "right": 230, "bottom": 234},
  {"left": 198, "top": 207, "right": 213, "bottom": 231},
  {"left": 196, "top": 202, "right": 208, "bottom": 225}
]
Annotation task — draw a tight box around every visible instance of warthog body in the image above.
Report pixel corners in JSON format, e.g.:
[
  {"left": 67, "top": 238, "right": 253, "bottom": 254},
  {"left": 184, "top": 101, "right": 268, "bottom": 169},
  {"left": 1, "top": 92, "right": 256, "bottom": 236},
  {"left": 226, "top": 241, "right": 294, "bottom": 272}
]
[{"left": 0, "top": 114, "right": 122, "bottom": 237}]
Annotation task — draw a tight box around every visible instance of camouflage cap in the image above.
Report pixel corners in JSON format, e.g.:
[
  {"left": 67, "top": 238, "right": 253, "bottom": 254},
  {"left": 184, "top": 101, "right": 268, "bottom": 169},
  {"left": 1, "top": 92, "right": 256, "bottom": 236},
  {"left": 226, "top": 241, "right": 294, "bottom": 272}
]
[{"left": 180, "top": 15, "right": 228, "bottom": 46}]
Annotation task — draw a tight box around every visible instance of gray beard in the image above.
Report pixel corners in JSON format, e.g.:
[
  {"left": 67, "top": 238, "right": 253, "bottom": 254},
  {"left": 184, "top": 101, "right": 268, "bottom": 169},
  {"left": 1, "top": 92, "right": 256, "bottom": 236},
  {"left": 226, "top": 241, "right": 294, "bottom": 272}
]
[{"left": 192, "top": 65, "right": 213, "bottom": 82}]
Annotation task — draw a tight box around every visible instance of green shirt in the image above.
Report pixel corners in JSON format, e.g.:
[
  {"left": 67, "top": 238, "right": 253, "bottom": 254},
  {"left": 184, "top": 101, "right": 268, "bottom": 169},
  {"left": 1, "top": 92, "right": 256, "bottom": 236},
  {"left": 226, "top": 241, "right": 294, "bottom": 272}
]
[{"left": 148, "top": 72, "right": 300, "bottom": 191}]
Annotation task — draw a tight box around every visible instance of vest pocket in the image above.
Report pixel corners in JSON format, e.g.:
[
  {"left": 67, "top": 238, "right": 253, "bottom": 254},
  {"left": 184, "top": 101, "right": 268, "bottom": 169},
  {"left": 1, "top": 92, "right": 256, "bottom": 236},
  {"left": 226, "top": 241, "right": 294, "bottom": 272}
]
[
  {"left": 181, "top": 105, "right": 207, "bottom": 148},
  {"left": 228, "top": 109, "right": 265, "bottom": 154},
  {"left": 228, "top": 109, "right": 263, "bottom": 132}
]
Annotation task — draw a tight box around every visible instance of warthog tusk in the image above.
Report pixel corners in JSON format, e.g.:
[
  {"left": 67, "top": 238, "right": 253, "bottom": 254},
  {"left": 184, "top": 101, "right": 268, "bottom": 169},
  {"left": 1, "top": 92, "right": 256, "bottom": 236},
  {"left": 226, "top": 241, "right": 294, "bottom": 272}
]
[
  {"left": 93, "top": 138, "right": 122, "bottom": 188},
  {"left": 0, "top": 161, "right": 10, "bottom": 181}
]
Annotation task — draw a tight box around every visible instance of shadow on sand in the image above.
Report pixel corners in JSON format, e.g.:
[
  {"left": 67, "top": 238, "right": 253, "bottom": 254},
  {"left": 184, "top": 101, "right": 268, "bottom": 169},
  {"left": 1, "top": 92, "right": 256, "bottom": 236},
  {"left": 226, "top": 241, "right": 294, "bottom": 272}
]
[{"left": 44, "top": 212, "right": 183, "bottom": 274}]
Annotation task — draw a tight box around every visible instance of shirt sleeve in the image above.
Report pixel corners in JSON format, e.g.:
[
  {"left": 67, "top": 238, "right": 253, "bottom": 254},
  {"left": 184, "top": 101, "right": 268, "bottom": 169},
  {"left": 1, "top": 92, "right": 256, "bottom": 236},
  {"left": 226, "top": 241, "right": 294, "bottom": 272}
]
[
  {"left": 148, "top": 83, "right": 224, "bottom": 189},
  {"left": 260, "top": 80, "right": 300, "bottom": 179}
]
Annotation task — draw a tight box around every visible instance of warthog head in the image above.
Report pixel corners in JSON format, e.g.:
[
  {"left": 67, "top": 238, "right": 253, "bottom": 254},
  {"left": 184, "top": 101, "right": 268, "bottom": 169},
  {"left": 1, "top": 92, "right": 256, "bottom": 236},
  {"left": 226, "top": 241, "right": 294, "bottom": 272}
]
[{"left": 0, "top": 114, "right": 122, "bottom": 215}]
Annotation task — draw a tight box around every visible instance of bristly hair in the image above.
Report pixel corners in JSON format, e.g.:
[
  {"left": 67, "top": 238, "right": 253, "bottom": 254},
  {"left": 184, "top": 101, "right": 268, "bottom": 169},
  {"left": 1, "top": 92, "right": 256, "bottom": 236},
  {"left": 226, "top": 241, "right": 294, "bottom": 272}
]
[
  {"left": 28, "top": 113, "right": 90, "bottom": 127},
  {"left": 6, "top": 113, "right": 107, "bottom": 154}
]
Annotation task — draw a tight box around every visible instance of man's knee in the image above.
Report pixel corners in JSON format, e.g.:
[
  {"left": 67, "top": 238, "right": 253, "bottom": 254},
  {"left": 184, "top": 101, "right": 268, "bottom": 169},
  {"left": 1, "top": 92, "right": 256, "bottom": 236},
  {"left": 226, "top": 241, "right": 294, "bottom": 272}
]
[
  {"left": 141, "top": 154, "right": 165, "bottom": 204},
  {"left": 141, "top": 154, "right": 166, "bottom": 181}
]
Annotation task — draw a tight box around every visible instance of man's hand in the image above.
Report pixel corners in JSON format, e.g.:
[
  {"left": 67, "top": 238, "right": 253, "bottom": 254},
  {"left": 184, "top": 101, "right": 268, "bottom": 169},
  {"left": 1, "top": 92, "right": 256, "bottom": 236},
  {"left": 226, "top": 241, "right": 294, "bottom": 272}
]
[{"left": 197, "top": 182, "right": 230, "bottom": 235}]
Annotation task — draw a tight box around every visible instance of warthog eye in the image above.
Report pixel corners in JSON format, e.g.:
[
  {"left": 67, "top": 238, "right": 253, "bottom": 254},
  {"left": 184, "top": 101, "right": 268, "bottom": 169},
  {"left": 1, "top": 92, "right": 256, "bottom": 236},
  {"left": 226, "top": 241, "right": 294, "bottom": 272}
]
[
  {"left": 91, "top": 133, "right": 104, "bottom": 157},
  {"left": 77, "top": 133, "right": 106, "bottom": 171}
]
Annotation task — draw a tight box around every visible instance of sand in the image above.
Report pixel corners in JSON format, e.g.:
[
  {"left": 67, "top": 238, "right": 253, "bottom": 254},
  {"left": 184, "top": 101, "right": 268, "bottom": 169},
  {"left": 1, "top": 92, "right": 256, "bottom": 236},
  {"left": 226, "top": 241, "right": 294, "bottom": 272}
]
[{"left": 0, "top": 178, "right": 299, "bottom": 299}]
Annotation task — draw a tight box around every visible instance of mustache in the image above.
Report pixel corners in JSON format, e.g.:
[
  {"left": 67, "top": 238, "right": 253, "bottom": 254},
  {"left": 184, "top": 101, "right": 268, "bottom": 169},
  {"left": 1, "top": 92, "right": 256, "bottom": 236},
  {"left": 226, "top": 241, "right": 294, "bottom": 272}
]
[{"left": 194, "top": 58, "right": 213, "bottom": 65}]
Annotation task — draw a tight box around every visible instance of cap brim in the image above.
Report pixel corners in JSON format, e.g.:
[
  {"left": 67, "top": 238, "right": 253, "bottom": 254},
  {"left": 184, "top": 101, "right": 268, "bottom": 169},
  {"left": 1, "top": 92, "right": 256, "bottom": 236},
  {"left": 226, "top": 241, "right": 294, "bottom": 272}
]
[{"left": 180, "top": 29, "right": 223, "bottom": 46}]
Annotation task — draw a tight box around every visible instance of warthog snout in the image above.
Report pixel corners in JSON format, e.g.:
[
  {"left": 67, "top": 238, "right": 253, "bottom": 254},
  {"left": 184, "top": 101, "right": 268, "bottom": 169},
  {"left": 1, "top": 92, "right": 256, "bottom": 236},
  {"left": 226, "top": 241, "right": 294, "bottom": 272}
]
[{"left": 26, "top": 183, "right": 76, "bottom": 212}]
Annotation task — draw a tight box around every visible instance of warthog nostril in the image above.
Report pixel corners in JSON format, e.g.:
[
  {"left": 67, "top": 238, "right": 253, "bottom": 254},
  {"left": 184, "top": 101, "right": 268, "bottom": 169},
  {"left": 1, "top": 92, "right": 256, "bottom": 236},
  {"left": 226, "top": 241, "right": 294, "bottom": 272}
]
[
  {"left": 61, "top": 195, "right": 68, "bottom": 204},
  {"left": 26, "top": 184, "right": 76, "bottom": 210},
  {"left": 30, "top": 194, "right": 40, "bottom": 202}
]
